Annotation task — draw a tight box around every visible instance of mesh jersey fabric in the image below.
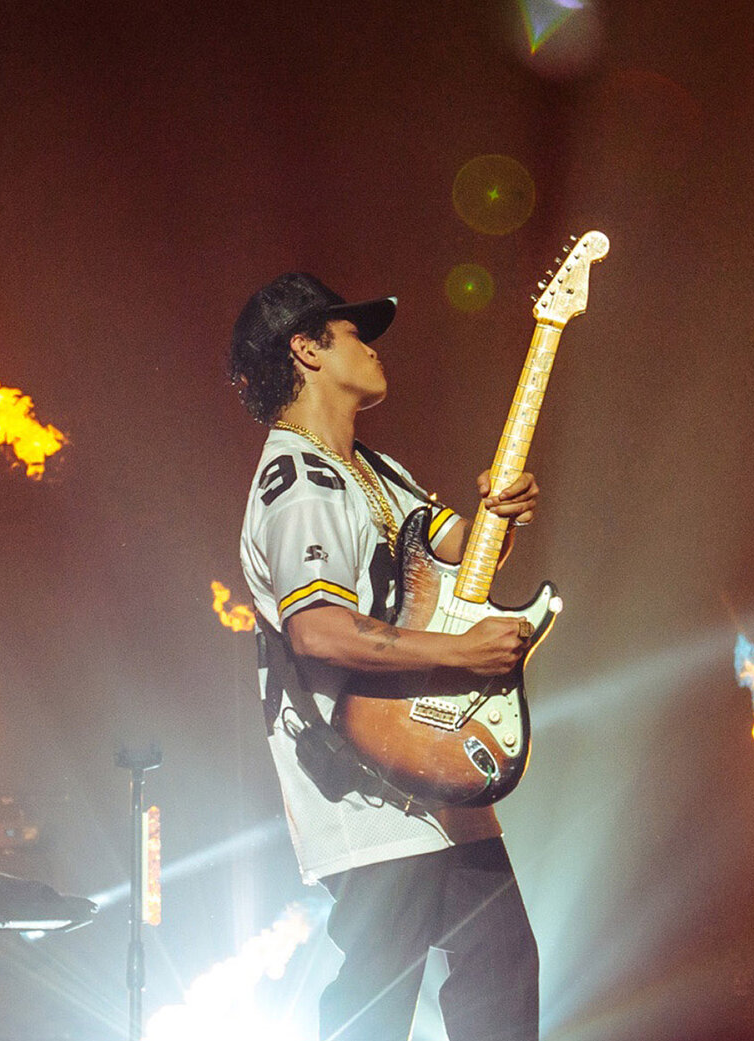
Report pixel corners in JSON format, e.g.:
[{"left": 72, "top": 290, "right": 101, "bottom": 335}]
[{"left": 241, "top": 427, "right": 501, "bottom": 883}]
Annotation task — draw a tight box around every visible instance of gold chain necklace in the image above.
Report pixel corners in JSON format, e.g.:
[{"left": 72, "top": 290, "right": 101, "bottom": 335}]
[{"left": 274, "top": 420, "right": 399, "bottom": 554}]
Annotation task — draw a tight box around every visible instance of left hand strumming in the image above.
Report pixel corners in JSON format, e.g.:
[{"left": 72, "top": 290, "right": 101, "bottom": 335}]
[{"left": 477, "top": 470, "right": 539, "bottom": 527}]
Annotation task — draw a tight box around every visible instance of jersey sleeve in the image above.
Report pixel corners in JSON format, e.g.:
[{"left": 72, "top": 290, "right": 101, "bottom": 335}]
[
  {"left": 426, "top": 504, "right": 462, "bottom": 551},
  {"left": 250, "top": 449, "right": 363, "bottom": 624}
]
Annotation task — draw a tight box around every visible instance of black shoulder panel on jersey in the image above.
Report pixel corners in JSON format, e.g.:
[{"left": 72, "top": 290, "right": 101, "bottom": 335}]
[{"left": 368, "top": 542, "right": 397, "bottom": 622}]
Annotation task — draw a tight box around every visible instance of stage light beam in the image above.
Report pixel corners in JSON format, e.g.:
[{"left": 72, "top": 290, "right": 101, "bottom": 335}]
[{"left": 88, "top": 820, "right": 288, "bottom": 911}]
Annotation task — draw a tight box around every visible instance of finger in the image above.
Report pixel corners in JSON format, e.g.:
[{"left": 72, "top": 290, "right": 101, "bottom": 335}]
[
  {"left": 476, "top": 470, "right": 491, "bottom": 496},
  {"left": 484, "top": 490, "right": 538, "bottom": 509},
  {"left": 512, "top": 511, "right": 535, "bottom": 526},
  {"left": 494, "top": 472, "right": 536, "bottom": 500},
  {"left": 484, "top": 479, "right": 538, "bottom": 505},
  {"left": 485, "top": 499, "right": 538, "bottom": 519}
]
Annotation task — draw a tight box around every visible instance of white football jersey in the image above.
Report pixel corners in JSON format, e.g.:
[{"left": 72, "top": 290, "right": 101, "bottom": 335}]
[{"left": 241, "top": 427, "right": 501, "bottom": 883}]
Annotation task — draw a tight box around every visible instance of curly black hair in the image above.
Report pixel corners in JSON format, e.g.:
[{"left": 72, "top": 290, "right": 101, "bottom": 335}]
[{"left": 229, "top": 307, "right": 332, "bottom": 426}]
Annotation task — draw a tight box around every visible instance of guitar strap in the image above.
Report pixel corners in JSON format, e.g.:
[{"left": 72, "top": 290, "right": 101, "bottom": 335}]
[
  {"left": 255, "top": 611, "right": 390, "bottom": 804},
  {"left": 354, "top": 440, "right": 443, "bottom": 509}
]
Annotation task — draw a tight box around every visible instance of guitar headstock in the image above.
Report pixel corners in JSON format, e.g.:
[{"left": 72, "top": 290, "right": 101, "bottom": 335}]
[{"left": 532, "top": 230, "right": 609, "bottom": 329}]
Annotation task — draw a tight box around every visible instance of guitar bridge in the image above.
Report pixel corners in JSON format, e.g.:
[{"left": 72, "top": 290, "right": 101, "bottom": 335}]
[{"left": 410, "top": 697, "right": 461, "bottom": 731}]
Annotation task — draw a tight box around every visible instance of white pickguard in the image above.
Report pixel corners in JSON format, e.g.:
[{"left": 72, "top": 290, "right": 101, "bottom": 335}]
[{"left": 408, "top": 571, "right": 561, "bottom": 760}]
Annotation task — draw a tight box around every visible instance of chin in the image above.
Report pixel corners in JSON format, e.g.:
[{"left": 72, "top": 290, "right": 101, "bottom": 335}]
[{"left": 360, "top": 385, "right": 388, "bottom": 411}]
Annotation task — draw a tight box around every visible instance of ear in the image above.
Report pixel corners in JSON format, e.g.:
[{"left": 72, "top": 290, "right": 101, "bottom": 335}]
[{"left": 289, "top": 332, "right": 324, "bottom": 372}]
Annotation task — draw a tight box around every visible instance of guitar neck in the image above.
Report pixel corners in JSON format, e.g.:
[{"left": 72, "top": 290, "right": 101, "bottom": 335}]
[{"left": 454, "top": 323, "right": 562, "bottom": 604}]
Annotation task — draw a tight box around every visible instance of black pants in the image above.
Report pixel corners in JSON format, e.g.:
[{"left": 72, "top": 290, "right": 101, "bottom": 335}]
[{"left": 319, "top": 838, "right": 539, "bottom": 1041}]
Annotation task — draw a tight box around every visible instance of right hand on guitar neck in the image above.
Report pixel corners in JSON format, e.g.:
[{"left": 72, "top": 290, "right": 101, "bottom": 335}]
[{"left": 453, "top": 617, "right": 531, "bottom": 676}]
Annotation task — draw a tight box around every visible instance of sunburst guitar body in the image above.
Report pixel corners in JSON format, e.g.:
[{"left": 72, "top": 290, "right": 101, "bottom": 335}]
[
  {"left": 333, "top": 231, "right": 610, "bottom": 808},
  {"left": 333, "top": 506, "right": 562, "bottom": 806}
]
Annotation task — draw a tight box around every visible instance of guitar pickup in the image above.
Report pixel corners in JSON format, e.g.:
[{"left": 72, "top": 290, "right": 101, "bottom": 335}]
[{"left": 410, "top": 697, "right": 461, "bottom": 731}]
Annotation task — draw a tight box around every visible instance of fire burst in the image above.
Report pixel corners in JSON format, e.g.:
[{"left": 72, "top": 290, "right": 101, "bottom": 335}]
[
  {"left": 143, "top": 904, "right": 312, "bottom": 1041},
  {"left": 211, "top": 581, "right": 255, "bottom": 632},
  {"left": 0, "top": 384, "right": 67, "bottom": 479}
]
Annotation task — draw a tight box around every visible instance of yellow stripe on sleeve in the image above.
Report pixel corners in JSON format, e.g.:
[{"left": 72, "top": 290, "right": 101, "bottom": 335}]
[
  {"left": 278, "top": 579, "right": 358, "bottom": 616},
  {"left": 428, "top": 507, "right": 455, "bottom": 541}
]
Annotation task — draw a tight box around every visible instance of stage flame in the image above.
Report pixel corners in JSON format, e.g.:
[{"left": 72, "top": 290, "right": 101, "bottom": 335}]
[
  {"left": 0, "top": 385, "right": 66, "bottom": 479},
  {"left": 143, "top": 904, "right": 312, "bottom": 1041},
  {"left": 211, "top": 581, "right": 255, "bottom": 632},
  {"left": 734, "top": 634, "right": 754, "bottom": 738},
  {"left": 142, "top": 805, "right": 161, "bottom": 926}
]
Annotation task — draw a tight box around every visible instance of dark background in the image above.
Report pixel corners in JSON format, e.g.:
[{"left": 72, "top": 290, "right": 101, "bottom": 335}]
[{"left": 1, "top": 1, "right": 753, "bottom": 1038}]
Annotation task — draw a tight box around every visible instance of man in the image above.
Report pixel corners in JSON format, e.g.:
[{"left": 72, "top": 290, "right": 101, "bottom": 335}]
[{"left": 231, "top": 272, "right": 540, "bottom": 1041}]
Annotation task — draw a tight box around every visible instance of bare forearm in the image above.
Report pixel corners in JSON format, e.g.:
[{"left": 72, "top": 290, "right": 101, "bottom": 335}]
[
  {"left": 287, "top": 605, "right": 464, "bottom": 672},
  {"left": 286, "top": 603, "right": 528, "bottom": 677}
]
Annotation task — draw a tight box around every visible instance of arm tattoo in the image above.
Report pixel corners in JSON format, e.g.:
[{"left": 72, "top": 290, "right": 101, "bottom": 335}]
[{"left": 352, "top": 614, "right": 401, "bottom": 651}]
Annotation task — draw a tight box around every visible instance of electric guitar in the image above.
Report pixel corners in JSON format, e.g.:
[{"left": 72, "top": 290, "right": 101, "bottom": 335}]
[{"left": 333, "top": 231, "right": 610, "bottom": 808}]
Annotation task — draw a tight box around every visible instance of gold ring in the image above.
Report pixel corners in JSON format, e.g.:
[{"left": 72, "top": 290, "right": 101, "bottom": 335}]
[{"left": 518, "top": 619, "right": 534, "bottom": 640}]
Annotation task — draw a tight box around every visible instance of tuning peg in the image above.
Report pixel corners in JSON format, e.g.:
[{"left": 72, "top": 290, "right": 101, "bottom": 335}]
[
  {"left": 554, "top": 257, "right": 562, "bottom": 265},
  {"left": 545, "top": 269, "right": 553, "bottom": 276},
  {"left": 537, "top": 280, "right": 547, "bottom": 289},
  {"left": 561, "top": 244, "right": 570, "bottom": 253},
  {"left": 570, "top": 234, "right": 578, "bottom": 241},
  {"left": 530, "top": 294, "right": 538, "bottom": 301}
]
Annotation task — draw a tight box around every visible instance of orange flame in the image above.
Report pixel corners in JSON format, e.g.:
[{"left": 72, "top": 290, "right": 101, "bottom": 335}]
[
  {"left": 0, "top": 385, "right": 67, "bottom": 479},
  {"left": 142, "top": 805, "right": 161, "bottom": 926},
  {"left": 211, "top": 581, "right": 255, "bottom": 632}
]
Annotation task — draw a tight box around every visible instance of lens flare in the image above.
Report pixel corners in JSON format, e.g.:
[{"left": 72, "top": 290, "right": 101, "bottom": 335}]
[
  {"left": 445, "top": 264, "right": 495, "bottom": 313},
  {"left": 453, "top": 155, "right": 535, "bottom": 236},
  {"left": 511, "top": 0, "right": 604, "bottom": 79},
  {"left": 0, "top": 384, "right": 67, "bottom": 479},
  {"left": 211, "top": 581, "right": 255, "bottom": 632},
  {"left": 516, "top": 0, "right": 581, "bottom": 53},
  {"left": 734, "top": 633, "right": 754, "bottom": 738}
]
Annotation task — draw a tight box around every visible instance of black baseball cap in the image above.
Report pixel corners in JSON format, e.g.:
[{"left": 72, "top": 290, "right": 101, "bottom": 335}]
[{"left": 233, "top": 272, "right": 397, "bottom": 349}]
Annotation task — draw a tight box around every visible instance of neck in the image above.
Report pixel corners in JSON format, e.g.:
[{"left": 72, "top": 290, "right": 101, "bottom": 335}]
[{"left": 277, "top": 395, "right": 358, "bottom": 461}]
